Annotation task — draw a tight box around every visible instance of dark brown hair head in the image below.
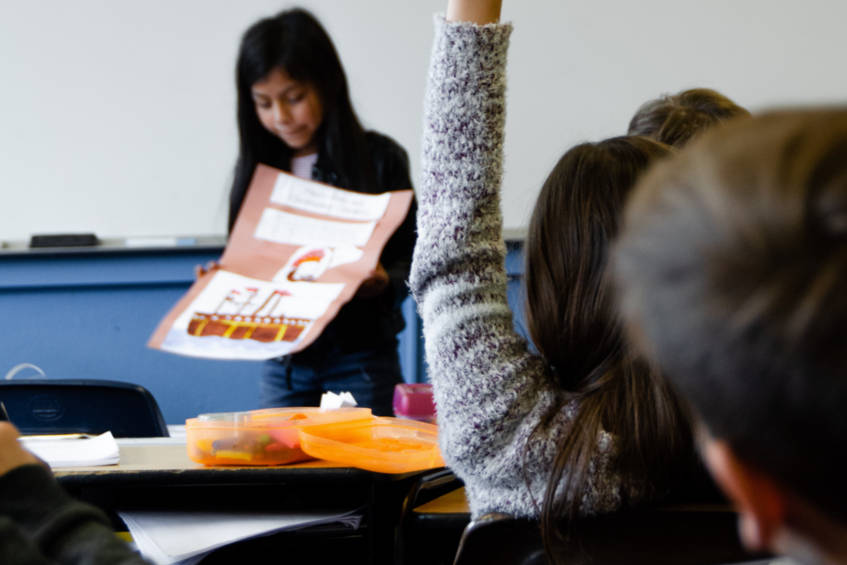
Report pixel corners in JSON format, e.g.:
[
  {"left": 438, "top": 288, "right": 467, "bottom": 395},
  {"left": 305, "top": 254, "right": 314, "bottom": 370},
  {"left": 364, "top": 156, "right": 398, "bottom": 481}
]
[
  {"left": 613, "top": 107, "right": 847, "bottom": 522},
  {"left": 526, "top": 137, "right": 668, "bottom": 382},
  {"left": 524, "top": 136, "right": 693, "bottom": 555},
  {"left": 628, "top": 88, "right": 750, "bottom": 148}
]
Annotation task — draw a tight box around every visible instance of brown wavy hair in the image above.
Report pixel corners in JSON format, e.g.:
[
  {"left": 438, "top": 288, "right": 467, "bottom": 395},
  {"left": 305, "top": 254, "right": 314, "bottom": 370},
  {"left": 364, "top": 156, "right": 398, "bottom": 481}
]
[
  {"left": 524, "top": 136, "right": 693, "bottom": 560},
  {"left": 628, "top": 88, "right": 749, "bottom": 148}
]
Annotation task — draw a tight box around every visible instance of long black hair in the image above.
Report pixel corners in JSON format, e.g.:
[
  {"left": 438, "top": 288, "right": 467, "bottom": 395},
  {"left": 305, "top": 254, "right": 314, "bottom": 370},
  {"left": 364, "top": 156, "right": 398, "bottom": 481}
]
[{"left": 229, "top": 8, "right": 374, "bottom": 231}]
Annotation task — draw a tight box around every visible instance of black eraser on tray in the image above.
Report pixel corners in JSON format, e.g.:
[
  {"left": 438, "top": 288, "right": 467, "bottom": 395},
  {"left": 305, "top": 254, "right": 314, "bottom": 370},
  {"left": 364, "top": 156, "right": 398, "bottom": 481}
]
[{"left": 29, "top": 233, "right": 100, "bottom": 248}]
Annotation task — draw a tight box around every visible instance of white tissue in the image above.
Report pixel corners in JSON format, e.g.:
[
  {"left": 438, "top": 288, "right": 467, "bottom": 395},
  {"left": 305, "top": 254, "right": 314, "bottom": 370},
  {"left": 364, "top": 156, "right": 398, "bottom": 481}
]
[{"left": 320, "top": 391, "right": 358, "bottom": 410}]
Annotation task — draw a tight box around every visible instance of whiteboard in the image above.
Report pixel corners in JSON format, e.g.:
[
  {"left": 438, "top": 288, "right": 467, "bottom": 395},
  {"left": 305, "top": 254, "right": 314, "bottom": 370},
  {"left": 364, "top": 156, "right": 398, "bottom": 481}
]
[{"left": 1, "top": 0, "right": 845, "bottom": 242}]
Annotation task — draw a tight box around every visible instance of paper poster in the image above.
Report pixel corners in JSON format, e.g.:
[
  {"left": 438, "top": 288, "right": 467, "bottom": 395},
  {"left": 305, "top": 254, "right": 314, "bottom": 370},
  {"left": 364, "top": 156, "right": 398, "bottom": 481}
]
[{"left": 148, "top": 164, "right": 413, "bottom": 361}]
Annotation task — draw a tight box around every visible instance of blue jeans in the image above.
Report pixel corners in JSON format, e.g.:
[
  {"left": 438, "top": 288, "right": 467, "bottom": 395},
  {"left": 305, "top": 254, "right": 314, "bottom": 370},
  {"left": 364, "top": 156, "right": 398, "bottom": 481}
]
[{"left": 260, "top": 343, "right": 402, "bottom": 416}]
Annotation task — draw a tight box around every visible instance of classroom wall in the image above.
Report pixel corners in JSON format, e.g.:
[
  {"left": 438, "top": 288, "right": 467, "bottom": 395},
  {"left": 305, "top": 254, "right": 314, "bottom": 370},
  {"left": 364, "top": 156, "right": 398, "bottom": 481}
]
[{"left": 2, "top": 0, "right": 846, "bottom": 243}]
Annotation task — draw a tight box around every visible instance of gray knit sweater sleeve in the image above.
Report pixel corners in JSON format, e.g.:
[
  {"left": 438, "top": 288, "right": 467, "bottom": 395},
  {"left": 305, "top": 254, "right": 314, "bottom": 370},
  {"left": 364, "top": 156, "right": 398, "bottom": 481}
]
[{"left": 410, "top": 16, "right": 620, "bottom": 519}]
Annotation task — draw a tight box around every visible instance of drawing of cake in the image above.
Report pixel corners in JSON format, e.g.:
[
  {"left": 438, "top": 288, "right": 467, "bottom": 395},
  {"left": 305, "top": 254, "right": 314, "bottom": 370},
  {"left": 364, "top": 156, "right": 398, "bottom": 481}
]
[
  {"left": 187, "top": 288, "right": 310, "bottom": 343},
  {"left": 286, "top": 248, "right": 328, "bottom": 281},
  {"left": 272, "top": 245, "right": 364, "bottom": 285}
]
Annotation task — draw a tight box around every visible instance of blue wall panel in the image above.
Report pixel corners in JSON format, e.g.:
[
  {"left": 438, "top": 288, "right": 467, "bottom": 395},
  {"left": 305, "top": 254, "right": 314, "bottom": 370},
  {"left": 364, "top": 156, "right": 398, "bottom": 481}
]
[
  {"left": 0, "top": 249, "right": 262, "bottom": 424},
  {"left": 0, "top": 242, "right": 524, "bottom": 425}
]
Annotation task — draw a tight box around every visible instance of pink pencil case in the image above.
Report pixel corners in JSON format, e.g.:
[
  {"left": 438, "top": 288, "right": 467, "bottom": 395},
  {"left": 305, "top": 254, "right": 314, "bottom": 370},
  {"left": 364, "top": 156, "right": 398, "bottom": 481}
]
[{"left": 393, "top": 383, "right": 436, "bottom": 423}]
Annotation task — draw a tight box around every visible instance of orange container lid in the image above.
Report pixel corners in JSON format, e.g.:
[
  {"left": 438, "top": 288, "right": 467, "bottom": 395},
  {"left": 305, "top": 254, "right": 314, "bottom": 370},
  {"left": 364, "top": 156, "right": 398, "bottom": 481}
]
[
  {"left": 297, "top": 417, "right": 445, "bottom": 474},
  {"left": 185, "top": 407, "right": 372, "bottom": 466}
]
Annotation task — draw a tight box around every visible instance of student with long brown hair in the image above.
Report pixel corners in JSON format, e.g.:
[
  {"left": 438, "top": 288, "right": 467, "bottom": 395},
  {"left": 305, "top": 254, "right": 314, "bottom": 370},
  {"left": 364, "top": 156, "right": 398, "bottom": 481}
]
[{"left": 410, "top": 0, "right": 693, "bottom": 556}]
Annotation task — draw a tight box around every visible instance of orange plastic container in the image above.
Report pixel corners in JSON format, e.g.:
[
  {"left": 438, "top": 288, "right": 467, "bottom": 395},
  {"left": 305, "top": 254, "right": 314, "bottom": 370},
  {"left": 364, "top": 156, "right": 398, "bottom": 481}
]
[
  {"left": 186, "top": 407, "right": 372, "bottom": 466},
  {"left": 297, "top": 417, "right": 445, "bottom": 473}
]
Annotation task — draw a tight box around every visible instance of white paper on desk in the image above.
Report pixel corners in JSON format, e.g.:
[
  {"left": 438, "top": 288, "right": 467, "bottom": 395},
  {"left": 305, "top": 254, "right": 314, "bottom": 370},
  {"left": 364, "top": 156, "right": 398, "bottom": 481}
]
[
  {"left": 19, "top": 431, "right": 119, "bottom": 467},
  {"left": 118, "top": 508, "right": 363, "bottom": 565}
]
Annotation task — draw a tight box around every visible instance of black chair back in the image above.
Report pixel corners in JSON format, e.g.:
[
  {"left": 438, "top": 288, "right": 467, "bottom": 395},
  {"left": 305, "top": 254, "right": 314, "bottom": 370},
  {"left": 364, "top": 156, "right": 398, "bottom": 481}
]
[
  {"left": 396, "top": 469, "right": 467, "bottom": 564},
  {"left": 0, "top": 379, "right": 168, "bottom": 437},
  {"left": 453, "top": 506, "right": 771, "bottom": 565}
]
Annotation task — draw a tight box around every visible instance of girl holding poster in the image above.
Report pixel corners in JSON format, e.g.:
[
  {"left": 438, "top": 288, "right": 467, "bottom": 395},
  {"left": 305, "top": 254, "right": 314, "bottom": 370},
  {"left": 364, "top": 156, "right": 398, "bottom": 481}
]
[{"left": 228, "top": 8, "right": 416, "bottom": 416}]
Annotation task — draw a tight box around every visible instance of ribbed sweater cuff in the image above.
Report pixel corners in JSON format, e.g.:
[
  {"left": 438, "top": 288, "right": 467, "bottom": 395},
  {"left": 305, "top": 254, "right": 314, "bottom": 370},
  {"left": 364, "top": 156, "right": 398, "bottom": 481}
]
[{"left": 432, "top": 14, "right": 512, "bottom": 79}]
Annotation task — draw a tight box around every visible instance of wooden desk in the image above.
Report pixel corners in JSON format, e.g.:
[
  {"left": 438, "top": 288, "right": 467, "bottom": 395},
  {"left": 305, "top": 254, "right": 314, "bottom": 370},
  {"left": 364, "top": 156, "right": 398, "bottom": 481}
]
[
  {"left": 55, "top": 439, "right": 433, "bottom": 565},
  {"left": 55, "top": 440, "right": 359, "bottom": 479}
]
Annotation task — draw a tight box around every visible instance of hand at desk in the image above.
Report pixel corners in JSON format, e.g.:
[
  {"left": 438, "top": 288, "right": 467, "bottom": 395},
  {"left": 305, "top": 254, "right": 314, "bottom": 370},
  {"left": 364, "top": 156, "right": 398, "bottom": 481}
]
[
  {"left": 0, "top": 421, "right": 152, "bottom": 564},
  {"left": 0, "top": 422, "right": 42, "bottom": 476},
  {"left": 194, "top": 260, "right": 221, "bottom": 279}
]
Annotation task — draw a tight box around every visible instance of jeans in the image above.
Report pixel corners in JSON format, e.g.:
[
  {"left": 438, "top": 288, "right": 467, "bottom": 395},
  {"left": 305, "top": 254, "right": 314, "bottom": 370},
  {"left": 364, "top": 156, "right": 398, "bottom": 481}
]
[{"left": 260, "top": 342, "right": 403, "bottom": 417}]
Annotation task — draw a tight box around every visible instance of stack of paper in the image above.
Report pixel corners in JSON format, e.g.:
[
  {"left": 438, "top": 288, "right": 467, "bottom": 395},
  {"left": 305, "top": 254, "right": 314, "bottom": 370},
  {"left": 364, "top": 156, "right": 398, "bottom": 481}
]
[
  {"left": 19, "top": 431, "right": 120, "bottom": 467},
  {"left": 118, "top": 509, "right": 362, "bottom": 565}
]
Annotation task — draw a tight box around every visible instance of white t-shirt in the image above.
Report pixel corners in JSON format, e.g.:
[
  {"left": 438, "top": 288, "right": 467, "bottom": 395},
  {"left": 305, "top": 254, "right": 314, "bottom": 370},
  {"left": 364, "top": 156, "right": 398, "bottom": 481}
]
[{"left": 290, "top": 153, "right": 319, "bottom": 180}]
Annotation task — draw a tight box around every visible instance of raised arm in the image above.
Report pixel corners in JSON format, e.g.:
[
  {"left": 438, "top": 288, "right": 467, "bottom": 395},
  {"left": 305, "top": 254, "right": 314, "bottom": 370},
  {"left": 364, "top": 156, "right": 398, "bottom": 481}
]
[
  {"left": 412, "top": 2, "right": 560, "bottom": 519},
  {"left": 411, "top": 0, "right": 624, "bottom": 520}
]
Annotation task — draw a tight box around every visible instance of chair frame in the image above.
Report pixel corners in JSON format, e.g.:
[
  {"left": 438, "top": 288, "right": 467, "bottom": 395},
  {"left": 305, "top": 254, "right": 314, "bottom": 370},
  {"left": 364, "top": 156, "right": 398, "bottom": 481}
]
[
  {"left": 452, "top": 505, "right": 772, "bottom": 565},
  {"left": 0, "top": 378, "right": 168, "bottom": 437}
]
